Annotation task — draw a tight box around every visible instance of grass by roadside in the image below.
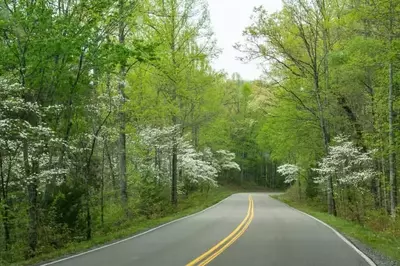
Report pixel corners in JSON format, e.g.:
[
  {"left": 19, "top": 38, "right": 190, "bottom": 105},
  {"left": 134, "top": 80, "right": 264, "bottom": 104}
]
[
  {"left": 13, "top": 187, "right": 238, "bottom": 266},
  {"left": 271, "top": 194, "right": 400, "bottom": 264}
]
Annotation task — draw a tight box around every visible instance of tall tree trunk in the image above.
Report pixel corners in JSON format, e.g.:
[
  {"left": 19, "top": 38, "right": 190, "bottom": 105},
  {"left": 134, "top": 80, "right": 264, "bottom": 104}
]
[
  {"left": 170, "top": 1, "right": 178, "bottom": 206},
  {"left": 319, "top": 1, "right": 337, "bottom": 216},
  {"left": 381, "top": 153, "right": 389, "bottom": 213},
  {"left": 192, "top": 124, "right": 199, "bottom": 149},
  {"left": 24, "top": 139, "right": 38, "bottom": 256},
  {"left": 85, "top": 190, "right": 91, "bottom": 240},
  {"left": 84, "top": 151, "right": 92, "bottom": 239},
  {"left": 273, "top": 162, "right": 277, "bottom": 189},
  {"left": 171, "top": 117, "right": 178, "bottom": 206},
  {"left": 84, "top": 158, "right": 94, "bottom": 241},
  {"left": 388, "top": 61, "right": 396, "bottom": 218},
  {"left": 0, "top": 192, "right": 11, "bottom": 252},
  {"left": 154, "top": 146, "right": 158, "bottom": 185},
  {"left": 0, "top": 154, "right": 11, "bottom": 251},
  {"left": 366, "top": 67, "right": 381, "bottom": 207},
  {"left": 0, "top": 162, "right": 11, "bottom": 252},
  {"left": 240, "top": 150, "right": 245, "bottom": 184},
  {"left": 2, "top": 202, "right": 10, "bottom": 251},
  {"left": 298, "top": 178, "right": 302, "bottom": 200},
  {"left": 261, "top": 154, "right": 266, "bottom": 187},
  {"left": 101, "top": 145, "right": 105, "bottom": 227},
  {"left": 118, "top": 0, "right": 128, "bottom": 213},
  {"left": 27, "top": 180, "right": 38, "bottom": 256},
  {"left": 20, "top": 61, "right": 40, "bottom": 255},
  {"left": 388, "top": 0, "right": 397, "bottom": 217},
  {"left": 105, "top": 141, "right": 117, "bottom": 199},
  {"left": 315, "top": 74, "right": 336, "bottom": 216},
  {"left": 118, "top": 118, "right": 128, "bottom": 209}
]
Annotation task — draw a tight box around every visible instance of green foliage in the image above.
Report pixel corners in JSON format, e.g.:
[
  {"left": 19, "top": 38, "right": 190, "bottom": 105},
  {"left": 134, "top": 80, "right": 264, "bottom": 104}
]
[
  {"left": 137, "top": 177, "right": 170, "bottom": 219},
  {"left": 10, "top": 187, "right": 236, "bottom": 266},
  {"left": 0, "top": 0, "right": 274, "bottom": 264},
  {"left": 51, "top": 186, "right": 85, "bottom": 233},
  {"left": 238, "top": 0, "right": 400, "bottom": 246}
]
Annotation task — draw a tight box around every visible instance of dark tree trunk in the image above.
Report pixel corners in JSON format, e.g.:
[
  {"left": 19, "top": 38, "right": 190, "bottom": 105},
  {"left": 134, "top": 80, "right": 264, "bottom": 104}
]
[
  {"left": 118, "top": 0, "right": 128, "bottom": 214},
  {"left": 171, "top": 144, "right": 178, "bottom": 205},
  {"left": 86, "top": 194, "right": 91, "bottom": 240},
  {"left": 27, "top": 181, "right": 38, "bottom": 256},
  {"left": 388, "top": 61, "right": 397, "bottom": 217},
  {"left": 0, "top": 154, "right": 11, "bottom": 251},
  {"left": 192, "top": 125, "right": 199, "bottom": 149},
  {"left": 101, "top": 146, "right": 105, "bottom": 226},
  {"left": 2, "top": 202, "right": 11, "bottom": 251},
  {"left": 338, "top": 96, "right": 366, "bottom": 151},
  {"left": 381, "top": 155, "right": 389, "bottom": 213},
  {"left": 171, "top": 120, "right": 178, "bottom": 206},
  {"left": 387, "top": 0, "right": 397, "bottom": 219},
  {"left": 23, "top": 139, "right": 38, "bottom": 256},
  {"left": 105, "top": 141, "right": 117, "bottom": 199}
]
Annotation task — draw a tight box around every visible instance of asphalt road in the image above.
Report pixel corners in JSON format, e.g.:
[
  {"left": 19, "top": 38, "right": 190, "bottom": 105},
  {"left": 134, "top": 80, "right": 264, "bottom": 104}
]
[{"left": 42, "top": 193, "right": 374, "bottom": 266}]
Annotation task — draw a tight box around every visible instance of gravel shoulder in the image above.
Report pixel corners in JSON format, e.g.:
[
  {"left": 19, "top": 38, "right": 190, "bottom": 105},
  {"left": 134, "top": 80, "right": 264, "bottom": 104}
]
[{"left": 345, "top": 235, "right": 399, "bottom": 266}]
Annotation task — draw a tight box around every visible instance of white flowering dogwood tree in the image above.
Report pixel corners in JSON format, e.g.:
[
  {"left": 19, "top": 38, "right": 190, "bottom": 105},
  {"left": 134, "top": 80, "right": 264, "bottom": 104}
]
[
  {"left": 312, "top": 136, "right": 376, "bottom": 220},
  {"left": 0, "top": 79, "right": 70, "bottom": 189},
  {"left": 134, "top": 125, "right": 241, "bottom": 192},
  {"left": 313, "top": 136, "right": 376, "bottom": 188},
  {"left": 277, "top": 163, "right": 302, "bottom": 199},
  {"left": 277, "top": 164, "right": 300, "bottom": 184},
  {"left": 0, "top": 79, "right": 72, "bottom": 251}
]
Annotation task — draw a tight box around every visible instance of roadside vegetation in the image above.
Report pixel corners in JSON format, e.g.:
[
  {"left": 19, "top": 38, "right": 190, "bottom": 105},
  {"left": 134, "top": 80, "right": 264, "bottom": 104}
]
[
  {"left": 0, "top": 0, "right": 283, "bottom": 264},
  {"left": 2, "top": 0, "right": 400, "bottom": 264},
  {"left": 11, "top": 187, "right": 237, "bottom": 266},
  {"left": 236, "top": 0, "right": 400, "bottom": 262}
]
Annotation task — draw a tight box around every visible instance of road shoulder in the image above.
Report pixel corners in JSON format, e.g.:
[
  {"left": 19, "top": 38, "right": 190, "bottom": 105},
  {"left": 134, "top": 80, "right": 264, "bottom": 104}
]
[{"left": 271, "top": 195, "right": 399, "bottom": 266}]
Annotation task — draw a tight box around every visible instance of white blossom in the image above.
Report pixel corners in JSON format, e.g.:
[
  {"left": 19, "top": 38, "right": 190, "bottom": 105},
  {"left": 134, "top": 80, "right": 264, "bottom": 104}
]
[
  {"left": 277, "top": 164, "right": 300, "bottom": 184},
  {"left": 313, "top": 135, "right": 376, "bottom": 187},
  {"left": 214, "top": 150, "right": 241, "bottom": 171},
  {"left": 0, "top": 78, "right": 72, "bottom": 190},
  {"left": 134, "top": 125, "right": 240, "bottom": 187}
]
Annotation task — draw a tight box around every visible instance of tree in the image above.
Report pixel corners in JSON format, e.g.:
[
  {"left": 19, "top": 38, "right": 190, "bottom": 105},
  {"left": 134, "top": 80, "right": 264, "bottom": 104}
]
[
  {"left": 0, "top": 79, "right": 69, "bottom": 254},
  {"left": 278, "top": 164, "right": 300, "bottom": 184},
  {"left": 142, "top": 0, "right": 216, "bottom": 205},
  {"left": 313, "top": 136, "right": 376, "bottom": 221},
  {"left": 237, "top": 1, "right": 339, "bottom": 214},
  {"left": 0, "top": 0, "right": 254, "bottom": 263}
]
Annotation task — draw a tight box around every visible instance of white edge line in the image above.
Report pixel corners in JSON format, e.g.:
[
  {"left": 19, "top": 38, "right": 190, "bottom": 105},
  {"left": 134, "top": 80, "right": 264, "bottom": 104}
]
[
  {"left": 268, "top": 196, "right": 376, "bottom": 266},
  {"left": 40, "top": 194, "right": 235, "bottom": 266}
]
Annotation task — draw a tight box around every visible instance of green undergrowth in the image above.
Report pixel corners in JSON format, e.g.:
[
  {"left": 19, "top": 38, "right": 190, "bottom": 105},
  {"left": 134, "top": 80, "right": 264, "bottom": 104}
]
[
  {"left": 12, "top": 187, "right": 237, "bottom": 266},
  {"left": 272, "top": 194, "right": 400, "bottom": 263}
]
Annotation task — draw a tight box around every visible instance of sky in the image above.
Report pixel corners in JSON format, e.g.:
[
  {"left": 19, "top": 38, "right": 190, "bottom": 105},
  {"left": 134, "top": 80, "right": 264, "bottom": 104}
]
[{"left": 208, "top": 0, "right": 282, "bottom": 81}]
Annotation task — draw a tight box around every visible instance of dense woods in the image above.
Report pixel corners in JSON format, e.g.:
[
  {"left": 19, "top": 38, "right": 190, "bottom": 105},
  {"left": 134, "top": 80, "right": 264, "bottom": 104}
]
[
  {"left": 0, "top": 0, "right": 286, "bottom": 264},
  {"left": 237, "top": 0, "right": 400, "bottom": 242},
  {"left": 2, "top": 0, "right": 399, "bottom": 264}
]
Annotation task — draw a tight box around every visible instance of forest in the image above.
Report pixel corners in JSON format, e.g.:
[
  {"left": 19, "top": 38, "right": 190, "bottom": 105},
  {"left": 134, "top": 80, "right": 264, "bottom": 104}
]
[
  {"left": 0, "top": 0, "right": 400, "bottom": 264},
  {"left": 0, "top": 0, "right": 285, "bottom": 264},
  {"left": 235, "top": 0, "right": 400, "bottom": 259}
]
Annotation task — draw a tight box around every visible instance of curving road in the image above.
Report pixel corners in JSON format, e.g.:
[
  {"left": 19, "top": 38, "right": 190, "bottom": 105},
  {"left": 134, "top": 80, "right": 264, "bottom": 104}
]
[{"left": 41, "top": 193, "right": 374, "bottom": 266}]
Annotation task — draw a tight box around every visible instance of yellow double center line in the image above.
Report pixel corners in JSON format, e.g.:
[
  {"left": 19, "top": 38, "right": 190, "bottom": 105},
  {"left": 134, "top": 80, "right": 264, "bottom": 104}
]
[{"left": 186, "top": 195, "right": 254, "bottom": 266}]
